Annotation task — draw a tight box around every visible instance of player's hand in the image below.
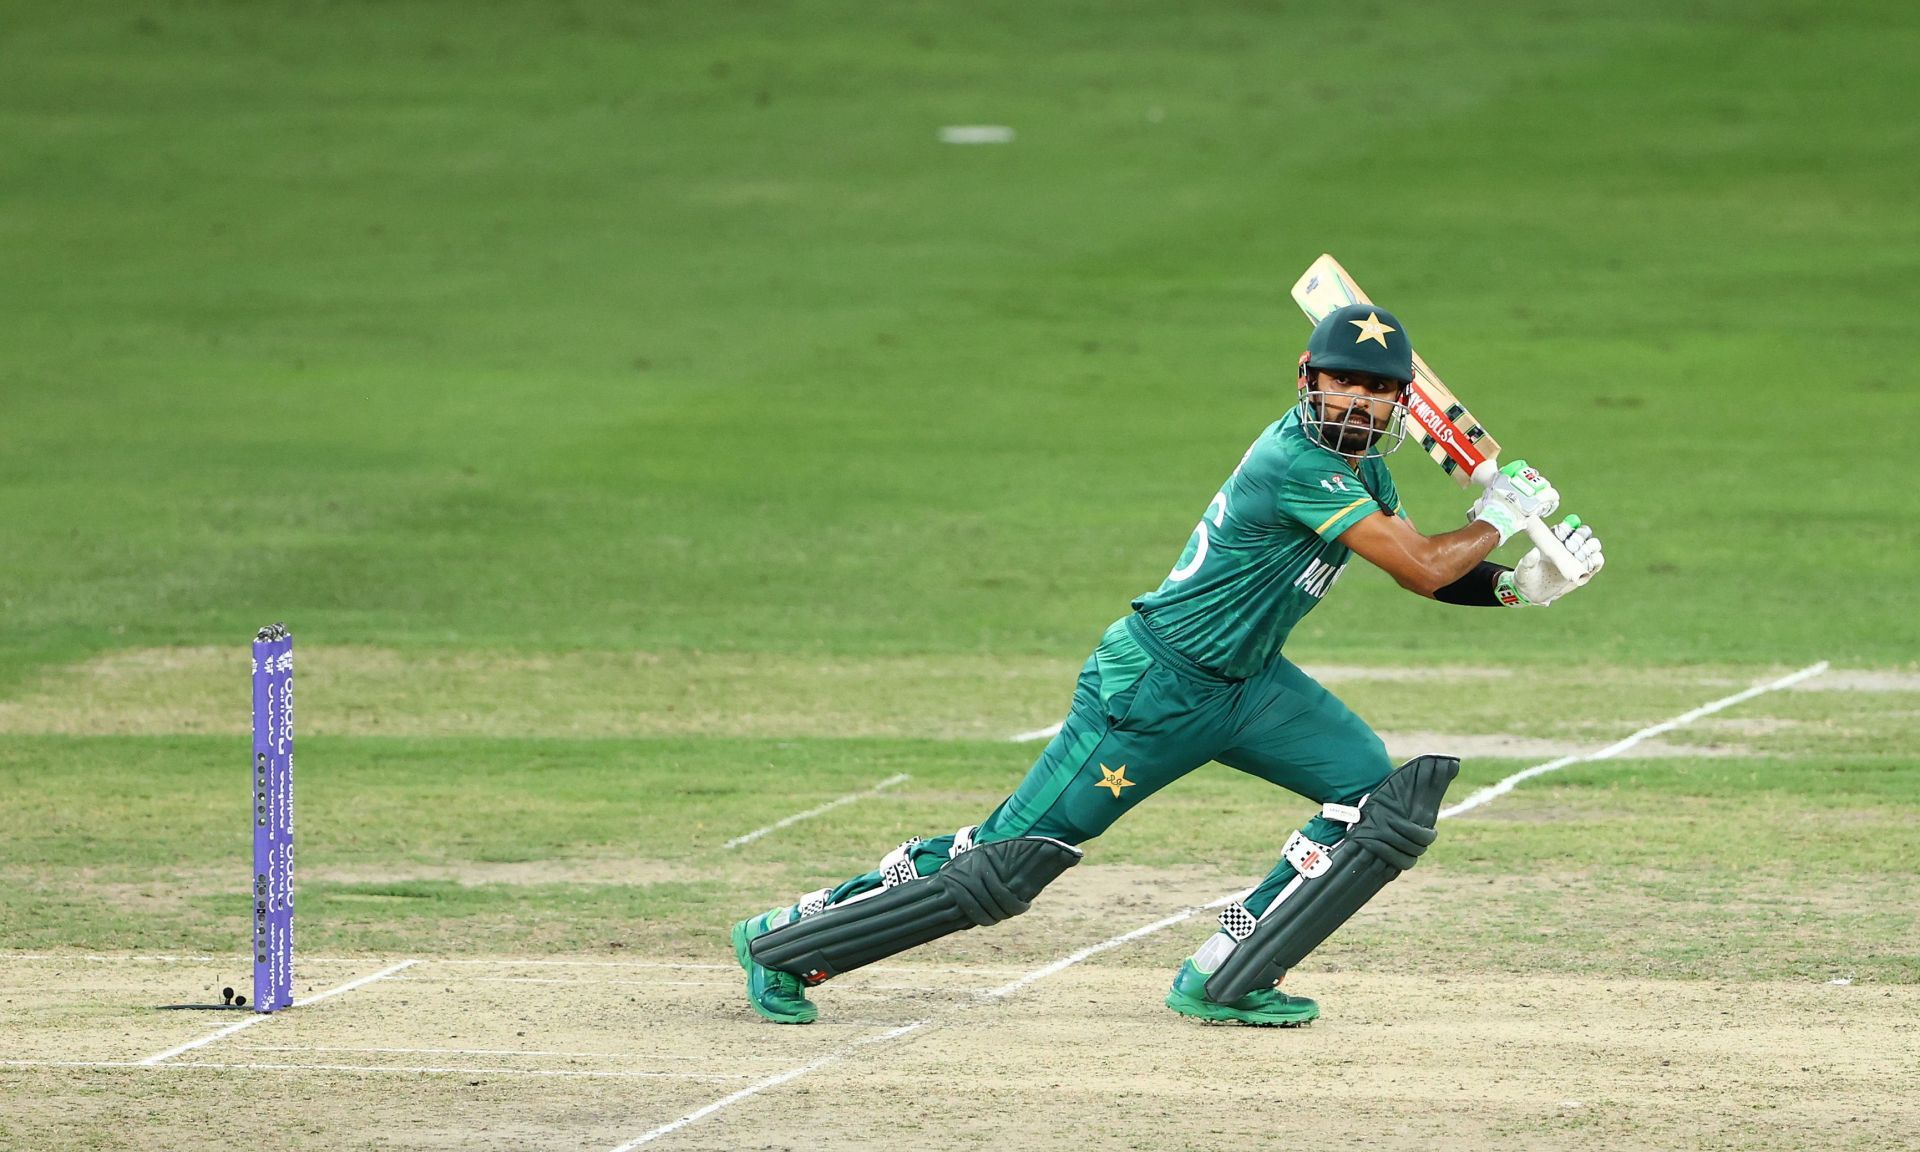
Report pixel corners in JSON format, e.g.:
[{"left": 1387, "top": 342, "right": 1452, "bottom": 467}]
[
  {"left": 1471, "top": 460, "right": 1560, "bottom": 545},
  {"left": 1512, "top": 515, "right": 1604, "bottom": 604}
]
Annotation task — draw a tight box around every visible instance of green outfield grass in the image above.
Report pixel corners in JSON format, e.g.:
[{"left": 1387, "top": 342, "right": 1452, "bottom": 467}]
[
  {"left": 2, "top": 0, "right": 1916, "bottom": 685},
  {"left": 3, "top": 723, "right": 1915, "bottom": 982},
  {"left": 0, "top": 14, "right": 1916, "bottom": 1147}
]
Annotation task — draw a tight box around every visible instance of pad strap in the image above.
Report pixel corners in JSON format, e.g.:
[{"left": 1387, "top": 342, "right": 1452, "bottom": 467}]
[
  {"left": 950, "top": 825, "right": 978, "bottom": 857},
  {"left": 879, "top": 838, "right": 923, "bottom": 888},
  {"left": 750, "top": 836, "right": 1083, "bottom": 985},
  {"left": 1282, "top": 830, "right": 1337, "bottom": 877},
  {"left": 1205, "top": 756, "right": 1459, "bottom": 1004},
  {"left": 1218, "top": 902, "right": 1258, "bottom": 942},
  {"left": 1320, "top": 802, "right": 1363, "bottom": 826}
]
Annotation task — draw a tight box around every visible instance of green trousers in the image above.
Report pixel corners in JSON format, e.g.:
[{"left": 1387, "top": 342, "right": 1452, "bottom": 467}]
[{"left": 825, "top": 614, "right": 1393, "bottom": 921}]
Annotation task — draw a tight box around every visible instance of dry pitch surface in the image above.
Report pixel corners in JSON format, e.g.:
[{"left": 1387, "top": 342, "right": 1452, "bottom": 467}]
[
  {"left": 4, "top": 660, "right": 1915, "bottom": 1150},
  {"left": 4, "top": 864, "right": 1915, "bottom": 1152}
]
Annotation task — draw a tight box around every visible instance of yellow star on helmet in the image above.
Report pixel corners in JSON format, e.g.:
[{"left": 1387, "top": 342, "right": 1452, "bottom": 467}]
[
  {"left": 1094, "top": 763, "right": 1135, "bottom": 798},
  {"left": 1349, "top": 311, "right": 1397, "bottom": 348}
]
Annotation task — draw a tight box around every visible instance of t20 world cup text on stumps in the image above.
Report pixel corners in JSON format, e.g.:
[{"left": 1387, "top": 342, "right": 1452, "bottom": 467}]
[{"left": 251, "top": 624, "right": 295, "bottom": 1012}]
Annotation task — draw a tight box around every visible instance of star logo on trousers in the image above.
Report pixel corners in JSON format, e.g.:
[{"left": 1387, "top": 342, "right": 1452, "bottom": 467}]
[{"left": 1094, "top": 763, "right": 1135, "bottom": 798}]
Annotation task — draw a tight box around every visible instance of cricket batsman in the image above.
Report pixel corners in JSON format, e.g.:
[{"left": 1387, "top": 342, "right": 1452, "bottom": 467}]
[{"left": 731, "top": 302, "right": 1606, "bottom": 1026}]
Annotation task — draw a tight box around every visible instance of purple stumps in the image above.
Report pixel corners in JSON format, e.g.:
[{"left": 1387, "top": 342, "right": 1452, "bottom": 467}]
[{"left": 251, "top": 623, "right": 295, "bottom": 1012}]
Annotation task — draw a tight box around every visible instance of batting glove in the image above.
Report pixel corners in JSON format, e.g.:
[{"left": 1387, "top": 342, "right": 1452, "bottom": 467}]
[
  {"left": 1471, "top": 459, "right": 1560, "bottom": 545},
  {"left": 1503, "top": 515, "right": 1605, "bottom": 605}
]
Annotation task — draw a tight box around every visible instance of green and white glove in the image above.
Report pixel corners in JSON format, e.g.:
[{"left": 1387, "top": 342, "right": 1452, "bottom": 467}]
[
  {"left": 1471, "top": 459, "right": 1560, "bottom": 545},
  {"left": 1497, "top": 515, "right": 1605, "bottom": 606}
]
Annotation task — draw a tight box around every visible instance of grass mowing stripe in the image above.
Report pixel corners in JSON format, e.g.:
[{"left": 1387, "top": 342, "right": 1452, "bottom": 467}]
[
  {"left": 722, "top": 773, "right": 912, "bottom": 849},
  {"left": 1439, "top": 661, "right": 1830, "bottom": 820}
]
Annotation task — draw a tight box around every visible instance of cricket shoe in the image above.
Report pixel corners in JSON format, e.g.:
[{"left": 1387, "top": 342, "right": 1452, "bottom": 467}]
[
  {"left": 731, "top": 908, "right": 818, "bottom": 1024},
  {"left": 1164, "top": 958, "right": 1319, "bottom": 1026}
]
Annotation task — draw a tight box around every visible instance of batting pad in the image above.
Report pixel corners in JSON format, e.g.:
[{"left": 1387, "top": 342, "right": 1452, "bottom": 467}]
[
  {"left": 1204, "top": 754, "right": 1459, "bottom": 1004},
  {"left": 750, "top": 836, "right": 1083, "bottom": 985}
]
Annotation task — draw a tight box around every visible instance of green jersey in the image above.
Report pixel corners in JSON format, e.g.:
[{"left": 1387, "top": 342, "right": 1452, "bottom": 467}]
[{"left": 1131, "top": 408, "right": 1400, "bottom": 679}]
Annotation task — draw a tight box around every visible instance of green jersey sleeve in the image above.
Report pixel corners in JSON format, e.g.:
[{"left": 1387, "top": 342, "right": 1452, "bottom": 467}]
[
  {"left": 1277, "top": 457, "right": 1389, "bottom": 542},
  {"left": 1369, "top": 455, "right": 1403, "bottom": 518}
]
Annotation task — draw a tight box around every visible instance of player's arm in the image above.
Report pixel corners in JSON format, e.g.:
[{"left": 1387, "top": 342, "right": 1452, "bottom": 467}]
[
  {"left": 1344, "top": 512, "right": 1606, "bottom": 605},
  {"left": 1338, "top": 511, "right": 1499, "bottom": 597},
  {"left": 1339, "top": 460, "right": 1569, "bottom": 598}
]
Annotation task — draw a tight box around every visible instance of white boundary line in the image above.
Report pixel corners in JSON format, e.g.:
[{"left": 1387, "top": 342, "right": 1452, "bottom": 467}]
[
  {"left": 723, "top": 773, "right": 912, "bottom": 849},
  {"left": 1439, "top": 662, "right": 1829, "bottom": 820},
  {"left": 1008, "top": 722, "right": 1062, "bottom": 743},
  {"left": 138, "top": 959, "right": 416, "bottom": 1065}
]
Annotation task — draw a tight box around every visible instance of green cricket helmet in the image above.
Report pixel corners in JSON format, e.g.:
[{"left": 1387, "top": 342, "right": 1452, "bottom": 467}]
[{"left": 1304, "top": 303, "right": 1415, "bottom": 383}]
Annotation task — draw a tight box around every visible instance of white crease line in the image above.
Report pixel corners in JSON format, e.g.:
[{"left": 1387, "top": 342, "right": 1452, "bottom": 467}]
[
  {"left": 607, "top": 1022, "right": 930, "bottom": 1151},
  {"left": 1439, "top": 661, "right": 1829, "bottom": 820},
  {"left": 36, "top": 662, "right": 1840, "bottom": 1136},
  {"left": 137, "top": 1016, "right": 264, "bottom": 1066},
  {"left": 606, "top": 893, "right": 1237, "bottom": 1149},
  {"left": 1009, "top": 722, "right": 1062, "bottom": 743},
  {"left": 1, "top": 1059, "right": 744, "bottom": 1081},
  {"left": 606, "top": 661, "right": 1838, "bottom": 1145},
  {"left": 982, "top": 895, "right": 1237, "bottom": 999},
  {"left": 723, "top": 773, "right": 911, "bottom": 849},
  {"left": 138, "top": 960, "right": 416, "bottom": 1065}
]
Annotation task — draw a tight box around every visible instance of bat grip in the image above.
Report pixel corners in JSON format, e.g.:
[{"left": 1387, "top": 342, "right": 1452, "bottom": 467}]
[
  {"left": 1523, "top": 516, "right": 1591, "bottom": 585},
  {"left": 1470, "top": 461, "right": 1590, "bottom": 585}
]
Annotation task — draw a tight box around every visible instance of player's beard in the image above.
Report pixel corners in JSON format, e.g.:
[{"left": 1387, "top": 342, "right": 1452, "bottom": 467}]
[{"left": 1317, "top": 400, "right": 1382, "bottom": 455}]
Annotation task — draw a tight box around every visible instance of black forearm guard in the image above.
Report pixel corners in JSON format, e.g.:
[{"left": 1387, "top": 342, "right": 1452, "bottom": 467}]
[{"left": 1433, "top": 561, "right": 1511, "bottom": 607}]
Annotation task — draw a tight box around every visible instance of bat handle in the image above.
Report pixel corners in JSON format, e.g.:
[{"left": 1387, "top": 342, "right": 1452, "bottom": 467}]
[
  {"left": 1470, "top": 460, "right": 1590, "bottom": 586},
  {"left": 1523, "top": 515, "right": 1591, "bottom": 585}
]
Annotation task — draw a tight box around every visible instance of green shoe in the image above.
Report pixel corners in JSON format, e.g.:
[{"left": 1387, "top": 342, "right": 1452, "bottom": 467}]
[
  {"left": 731, "top": 909, "right": 818, "bottom": 1025},
  {"left": 1164, "top": 958, "right": 1319, "bottom": 1026}
]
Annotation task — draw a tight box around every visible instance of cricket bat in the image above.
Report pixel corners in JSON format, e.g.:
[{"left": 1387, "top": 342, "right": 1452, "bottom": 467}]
[{"left": 1290, "top": 254, "right": 1589, "bottom": 585}]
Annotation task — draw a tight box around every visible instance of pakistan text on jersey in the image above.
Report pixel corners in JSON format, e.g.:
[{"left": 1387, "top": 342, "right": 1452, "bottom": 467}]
[{"left": 1293, "top": 557, "right": 1347, "bottom": 599}]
